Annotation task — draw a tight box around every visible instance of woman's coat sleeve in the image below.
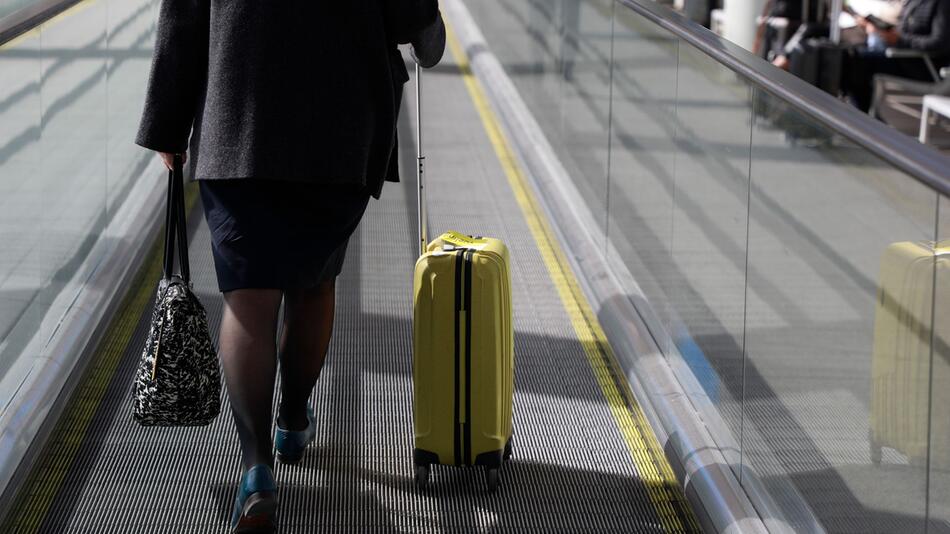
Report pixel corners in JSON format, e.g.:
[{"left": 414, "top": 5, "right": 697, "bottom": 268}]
[
  {"left": 898, "top": 0, "right": 950, "bottom": 53},
  {"left": 410, "top": 12, "right": 446, "bottom": 68},
  {"left": 135, "top": 0, "right": 209, "bottom": 153}
]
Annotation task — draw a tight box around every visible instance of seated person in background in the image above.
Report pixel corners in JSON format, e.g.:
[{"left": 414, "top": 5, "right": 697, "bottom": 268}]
[
  {"left": 851, "top": 0, "right": 903, "bottom": 49},
  {"left": 754, "top": 0, "right": 805, "bottom": 60},
  {"left": 845, "top": 0, "right": 950, "bottom": 110}
]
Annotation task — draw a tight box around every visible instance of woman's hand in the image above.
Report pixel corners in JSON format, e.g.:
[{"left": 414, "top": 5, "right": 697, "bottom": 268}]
[
  {"left": 880, "top": 27, "right": 900, "bottom": 46},
  {"left": 865, "top": 22, "right": 901, "bottom": 46},
  {"left": 772, "top": 54, "right": 790, "bottom": 71},
  {"left": 158, "top": 151, "right": 187, "bottom": 171}
]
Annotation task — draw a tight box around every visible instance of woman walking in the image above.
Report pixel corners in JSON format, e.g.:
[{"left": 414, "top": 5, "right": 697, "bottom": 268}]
[{"left": 135, "top": 1, "right": 444, "bottom": 532}]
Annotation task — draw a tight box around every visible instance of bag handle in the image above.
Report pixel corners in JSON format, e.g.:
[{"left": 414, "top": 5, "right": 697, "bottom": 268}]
[
  {"left": 163, "top": 154, "right": 191, "bottom": 283},
  {"left": 416, "top": 62, "right": 429, "bottom": 256}
]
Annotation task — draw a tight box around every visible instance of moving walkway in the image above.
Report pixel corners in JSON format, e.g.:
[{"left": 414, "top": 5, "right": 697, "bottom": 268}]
[{"left": 0, "top": 1, "right": 699, "bottom": 531}]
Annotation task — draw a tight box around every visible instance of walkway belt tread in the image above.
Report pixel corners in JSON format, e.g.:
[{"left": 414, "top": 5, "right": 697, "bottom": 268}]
[{"left": 1, "top": 49, "right": 699, "bottom": 533}]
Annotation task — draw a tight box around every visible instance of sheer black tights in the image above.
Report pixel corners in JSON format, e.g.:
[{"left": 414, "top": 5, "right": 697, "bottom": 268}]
[
  {"left": 277, "top": 281, "right": 337, "bottom": 431},
  {"left": 219, "top": 280, "right": 336, "bottom": 470}
]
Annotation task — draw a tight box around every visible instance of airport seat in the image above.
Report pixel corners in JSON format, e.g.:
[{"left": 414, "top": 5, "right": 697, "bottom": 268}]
[{"left": 870, "top": 72, "right": 950, "bottom": 148}]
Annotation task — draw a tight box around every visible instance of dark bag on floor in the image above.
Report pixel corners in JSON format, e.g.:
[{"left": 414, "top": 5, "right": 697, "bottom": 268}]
[
  {"left": 788, "top": 37, "right": 846, "bottom": 95},
  {"left": 132, "top": 155, "right": 220, "bottom": 427}
]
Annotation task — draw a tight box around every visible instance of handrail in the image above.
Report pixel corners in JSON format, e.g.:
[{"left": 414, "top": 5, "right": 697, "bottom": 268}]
[
  {"left": 0, "top": 0, "right": 82, "bottom": 47},
  {"left": 617, "top": 0, "right": 950, "bottom": 196}
]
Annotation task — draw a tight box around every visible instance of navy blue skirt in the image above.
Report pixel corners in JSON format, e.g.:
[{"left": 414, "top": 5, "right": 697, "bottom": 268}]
[{"left": 199, "top": 179, "right": 370, "bottom": 292}]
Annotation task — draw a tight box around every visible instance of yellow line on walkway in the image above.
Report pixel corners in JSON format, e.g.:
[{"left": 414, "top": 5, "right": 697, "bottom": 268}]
[
  {"left": 444, "top": 22, "right": 700, "bottom": 533},
  {"left": 3, "top": 182, "right": 198, "bottom": 533}
]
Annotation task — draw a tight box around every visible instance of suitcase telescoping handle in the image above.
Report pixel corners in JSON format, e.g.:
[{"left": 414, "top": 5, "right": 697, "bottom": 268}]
[{"left": 416, "top": 63, "right": 429, "bottom": 257}]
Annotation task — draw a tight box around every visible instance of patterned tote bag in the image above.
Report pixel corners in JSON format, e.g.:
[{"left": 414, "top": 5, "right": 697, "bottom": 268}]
[{"left": 132, "top": 155, "right": 220, "bottom": 426}]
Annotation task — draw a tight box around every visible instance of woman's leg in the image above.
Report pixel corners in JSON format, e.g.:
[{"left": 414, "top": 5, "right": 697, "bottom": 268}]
[
  {"left": 276, "top": 278, "right": 337, "bottom": 431},
  {"left": 219, "top": 288, "right": 284, "bottom": 470}
]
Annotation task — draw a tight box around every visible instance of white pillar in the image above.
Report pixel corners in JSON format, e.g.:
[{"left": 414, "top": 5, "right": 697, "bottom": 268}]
[
  {"left": 722, "top": 0, "right": 767, "bottom": 51},
  {"left": 829, "top": 0, "right": 843, "bottom": 42}
]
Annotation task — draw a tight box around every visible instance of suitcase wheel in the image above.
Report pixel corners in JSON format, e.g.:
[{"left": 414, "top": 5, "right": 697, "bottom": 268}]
[
  {"left": 414, "top": 464, "right": 430, "bottom": 491},
  {"left": 486, "top": 468, "right": 500, "bottom": 493},
  {"left": 504, "top": 438, "right": 513, "bottom": 462}
]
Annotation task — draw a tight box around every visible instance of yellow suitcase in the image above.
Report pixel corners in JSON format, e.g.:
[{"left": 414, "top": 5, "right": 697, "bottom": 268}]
[
  {"left": 412, "top": 232, "right": 514, "bottom": 491},
  {"left": 409, "top": 66, "right": 513, "bottom": 492},
  {"left": 870, "top": 240, "right": 950, "bottom": 467}
]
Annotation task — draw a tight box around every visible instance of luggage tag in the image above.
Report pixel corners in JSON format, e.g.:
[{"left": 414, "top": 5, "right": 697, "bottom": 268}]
[{"left": 441, "top": 231, "right": 488, "bottom": 251}]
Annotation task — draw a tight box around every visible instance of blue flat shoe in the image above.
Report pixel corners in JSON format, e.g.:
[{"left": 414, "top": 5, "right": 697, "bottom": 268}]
[
  {"left": 230, "top": 464, "right": 277, "bottom": 534},
  {"left": 275, "top": 405, "right": 316, "bottom": 465}
]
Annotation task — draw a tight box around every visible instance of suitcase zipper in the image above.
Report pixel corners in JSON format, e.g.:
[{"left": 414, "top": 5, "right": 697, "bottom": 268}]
[
  {"left": 453, "top": 250, "right": 464, "bottom": 466},
  {"left": 452, "top": 248, "right": 476, "bottom": 466},
  {"left": 463, "top": 249, "right": 474, "bottom": 467}
]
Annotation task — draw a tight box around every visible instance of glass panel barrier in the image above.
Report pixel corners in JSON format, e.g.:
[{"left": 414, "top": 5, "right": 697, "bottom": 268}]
[
  {"left": 37, "top": 0, "right": 108, "bottom": 320},
  {"left": 467, "top": 0, "right": 612, "bottom": 246},
  {"left": 105, "top": 0, "right": 156, "bottom": 215},
  {"left": 0, "top": 24, "right": 44, "bottom": 407},
  {"left": 744, "top": 89, "right": 937, "bottom": 531},
  {"left": 559, "top": 0, "right": 612, "bottom": 241},
  {"left": 0, "top": 2, "right": 112, "bottom": 410},
  {"left": 0, "top": 0, "right": 156, "bottom": 421},
  {"left": 667, "top": 43, "right": 753, "bottom": 473},
  {"left": 606, "top": 6, "right": 680, "bottom": 356},
  {"left": 465, "top": 0, "right": 562, "bottom": 133}
]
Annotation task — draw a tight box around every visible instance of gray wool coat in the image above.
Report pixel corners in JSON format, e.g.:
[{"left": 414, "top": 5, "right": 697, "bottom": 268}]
[{"left": 136, "top": 0, "right": 440, "bottom": 198}]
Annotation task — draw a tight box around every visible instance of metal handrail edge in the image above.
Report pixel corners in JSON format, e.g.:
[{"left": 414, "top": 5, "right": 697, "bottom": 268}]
[
  {"left": 0, "top": 0, "right": 82, "bottom": 47},
  {"left": 616, "top": 0, "right": 950, "bottom": 196}
]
